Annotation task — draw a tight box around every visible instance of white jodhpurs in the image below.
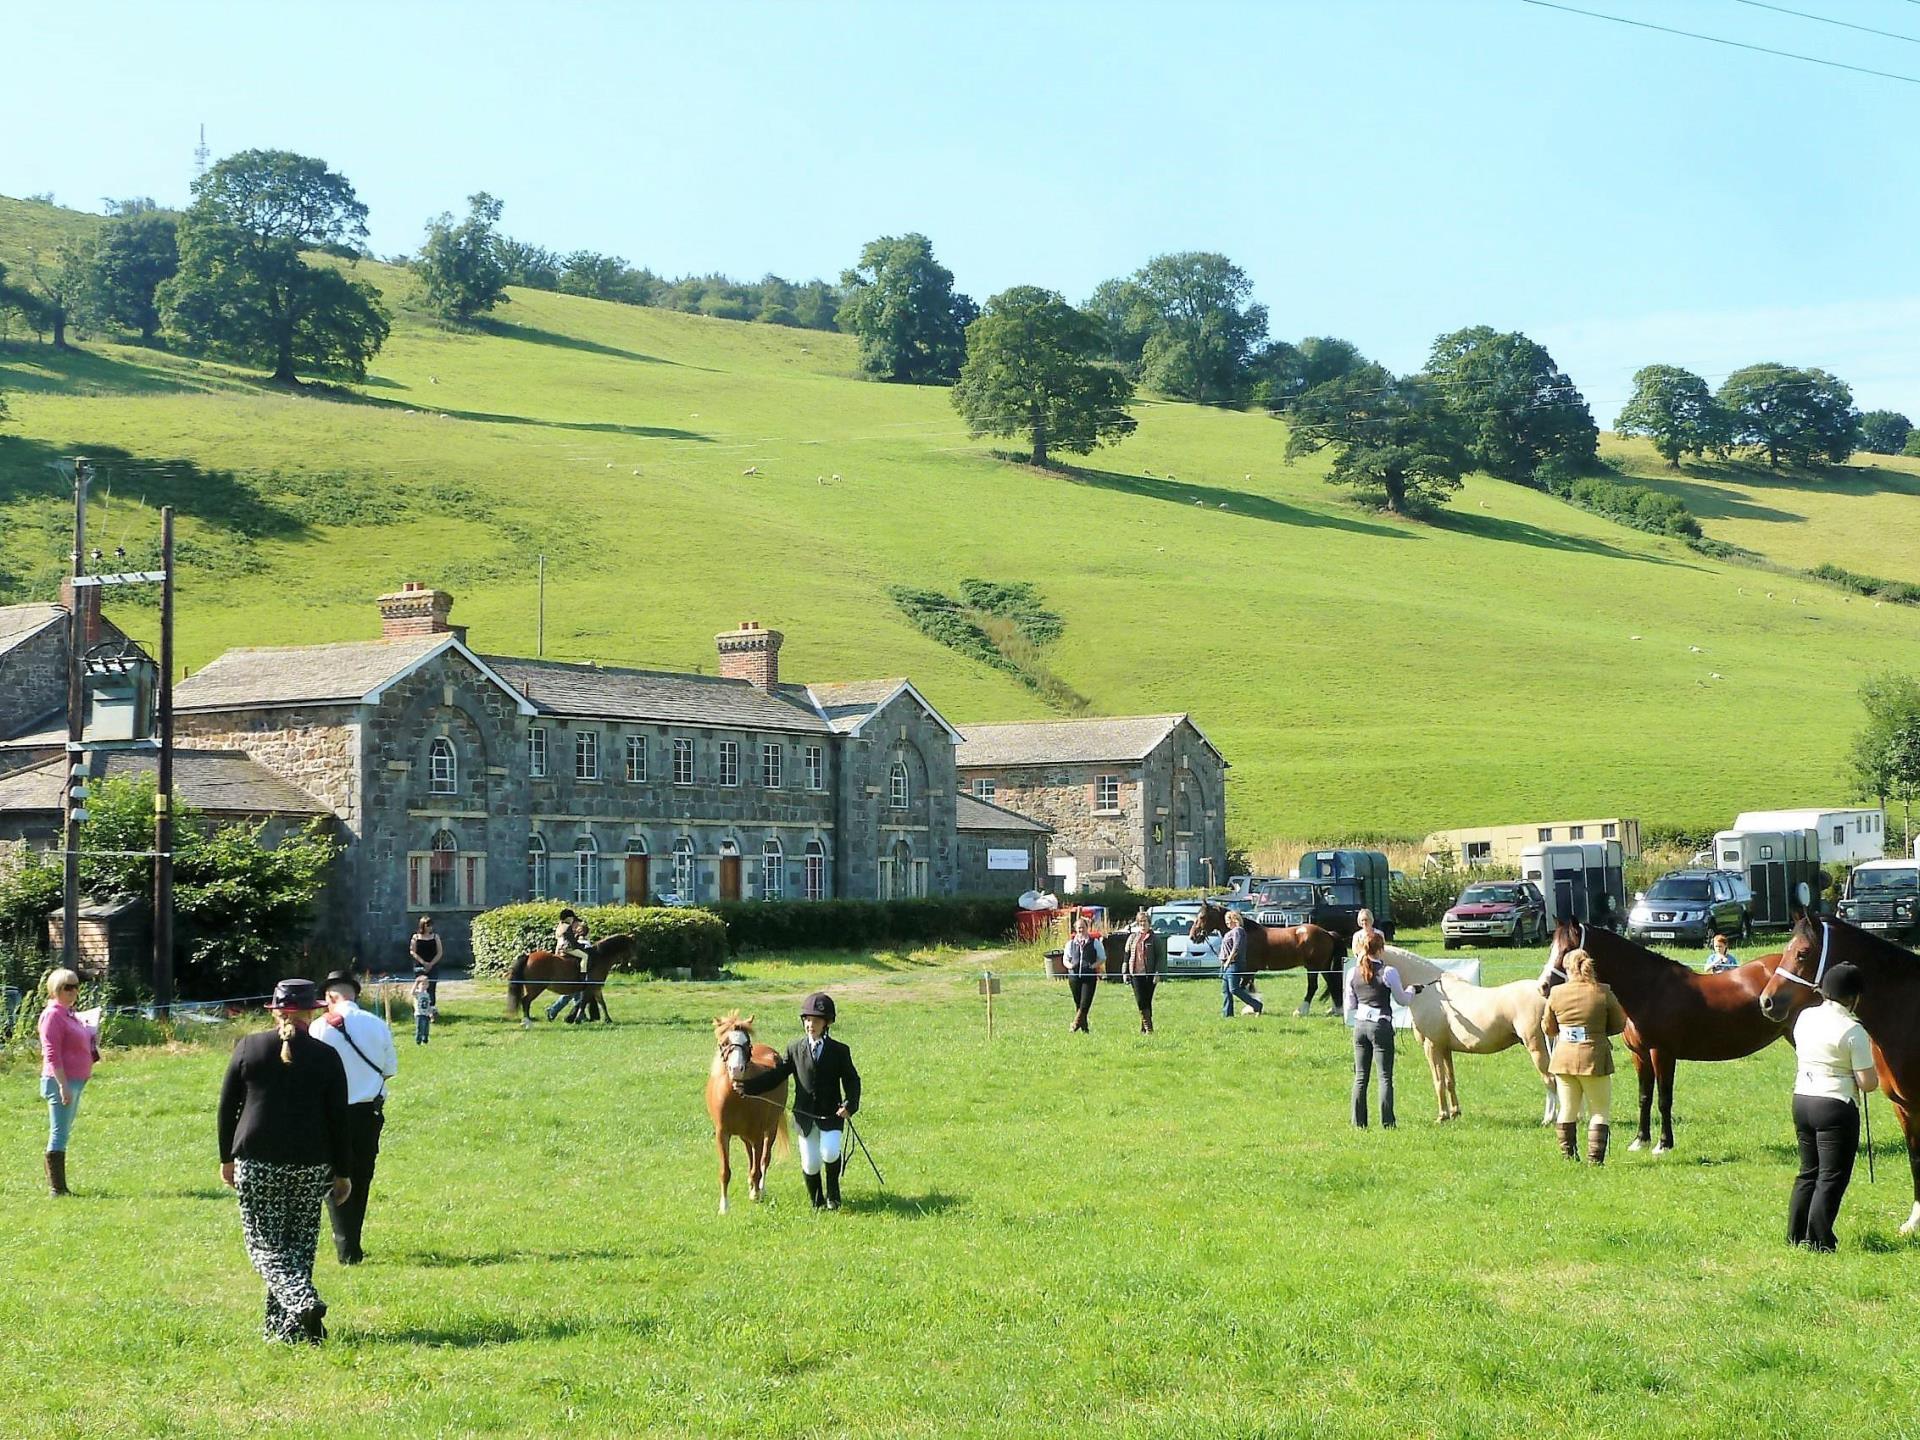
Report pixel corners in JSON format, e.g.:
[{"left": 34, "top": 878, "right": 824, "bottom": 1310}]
[{"left": 795, "top": 1126, "right": 845, "bottom": 1176}]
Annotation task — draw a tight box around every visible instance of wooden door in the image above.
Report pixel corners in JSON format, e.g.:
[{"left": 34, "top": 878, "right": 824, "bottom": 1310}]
[
  {"left": 719, "top": 855, "right": 742, "bottom": 901},
  {"left": 625, "top": 856, "right": 650, "bottom": 906}
]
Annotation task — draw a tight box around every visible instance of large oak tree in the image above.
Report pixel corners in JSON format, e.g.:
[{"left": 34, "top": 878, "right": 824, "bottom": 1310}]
[
  {"left": 1715, "top": 363, "right": 1858, "bottom": 468},
  {"left": 838, "top": 233, "right": 975, "bottom": 383},
  {"left": 1283, "top": 364, "right": 1473, "bottom": 515},
  {"left": 951, "top": 286, "right": 1136, "bottom": 467},
  {"left": 1425, "top": 326, "right": 1596, "bottom": 483}
]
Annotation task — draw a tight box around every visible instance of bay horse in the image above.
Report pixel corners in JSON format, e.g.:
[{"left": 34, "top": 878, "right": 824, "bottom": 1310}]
[
  {"left": 1759, "top": 915, "right": 1920, "bottom": 1237},
  {"left": 707, "top": 1012, "right": 791, "bottom": 1214},
  {"left": 505, "top": 933, "right": 636, "bottom": 1028},
  {"left": 1188, "top": 901, "right": 1342, "bottom": 1012},
  {"left": 1385, "top": 947, "right": 1557, "bottom": 1125},
  {"left": 1538, "top": 920, "right": 1810, "bottom": 1153}
]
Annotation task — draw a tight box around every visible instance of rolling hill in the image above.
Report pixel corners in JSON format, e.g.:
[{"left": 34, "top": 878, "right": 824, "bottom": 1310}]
[{"left": 4, "top": 195, "right": 1917, "bottom": 845}]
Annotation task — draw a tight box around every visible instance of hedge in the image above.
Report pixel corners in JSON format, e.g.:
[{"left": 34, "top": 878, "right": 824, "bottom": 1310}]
[
  {"left": 470, "top": 903, "right": 727, "bottom": 978},
  {"left": 708, "top": 896, "right": 1019, "bottom": 953}
]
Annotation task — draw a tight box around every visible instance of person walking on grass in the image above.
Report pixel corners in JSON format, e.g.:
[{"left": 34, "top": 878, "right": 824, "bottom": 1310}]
[
  {"left": 411, "top": 973, "right": 436, "bottom": 1045},
  {"left": 1220, "top": 910, "right": 1263, "bottom": 1019},
  {"left": 734, "top": 992, "right": 862, "bottom": 1211},
  {"left": 1787, "top": 962, "right": 1878, "bottom": 1252},
  {"left": 1345, "top": 932, "right": 1416, "bottom": 1128},
  {"left": 310, "top": 970, "right": 397, "bottom": 1265},
  {"left": 38, "top": 968, "right": 98, "bottom": 1197},
  {"left": 1542, "top": 947, "right": 1628, "bottom": 1164},
  {"left": 217, "top": 979, "right": 352, "bottom": 1344},
  {"left": 1125, "top": 911, "right": 1159, "bottom": 1033},
  {"left": 1063, "top": 915, "right": 1103, "bottom": 1033},
  {"left": 408, "top": 915, "right": 442, "bottom": 1000}
]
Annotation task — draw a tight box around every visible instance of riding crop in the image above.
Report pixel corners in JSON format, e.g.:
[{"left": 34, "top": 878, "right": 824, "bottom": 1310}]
[
  {"left": 735, "top": 1091, "right": 885, "bottom": 1189},
  {"left": 1862, "top": 1089, "right": 1875, "bottom": 1185}
]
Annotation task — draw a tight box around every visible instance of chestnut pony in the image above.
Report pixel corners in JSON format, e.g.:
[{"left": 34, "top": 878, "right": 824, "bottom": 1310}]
[
  {"left": 1538, "top": 920, "right": 1810, "bottom": 1153},
  {"left": 707, "top": 1012, "right": 791, "bottom": 1214},
  {"left": 1759, "top": 915, "right": 1920, "bottom": 1237},
  {"left": 1188, "top": 900, "right": 1343, "bottom": 1012},
  {"left": 505, "top": 933, "right": 635, "bottom": 1028}
]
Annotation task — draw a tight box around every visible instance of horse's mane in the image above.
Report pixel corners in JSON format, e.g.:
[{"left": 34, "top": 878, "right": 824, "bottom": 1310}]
[
  {"left": 1809, "top": 915, "right": 1920, "bottom": 973},
  {"left": 712, "top": 1010, "right": 754, "bottom": 1039},
  {"left": 1579, "top": 925, "right": 1696, "bottom": 978}
]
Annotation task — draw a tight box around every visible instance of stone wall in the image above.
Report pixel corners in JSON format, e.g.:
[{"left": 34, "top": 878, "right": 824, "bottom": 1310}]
[
  {"left": 0, "top": 618, "right": 69, "bottom": 743},
  {"left": 835, "top": 691, "right": 958, "bottom": 899},
  {"left": 175, "top": 706, "right": 362, "bottom": 829},
  {"left": 956, "top": 827, "right": 1045, "bottom": 897}
]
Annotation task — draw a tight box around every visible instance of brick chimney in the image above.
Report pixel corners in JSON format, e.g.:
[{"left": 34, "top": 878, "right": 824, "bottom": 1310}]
[
  {"left": 376, "top": 581, "right": 455, "bottom": 639},
  {"left": 716, "top": 620, "right": 783, "bottom": 690},
  {"left": 59, "top": 577, "right": 103, "bottom": 647}
]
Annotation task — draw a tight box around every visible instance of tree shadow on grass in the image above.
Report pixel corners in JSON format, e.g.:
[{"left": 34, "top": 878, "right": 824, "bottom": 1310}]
[
  {"left": 1627, "top": 471, "right": 1807, "bottom": 526},
  {"left": 0, "top": 436, "right": 306, "bottom": 540},
  {"left": 351, "top": 1313, "right": 658, "bottom": 1348},
  {"left": 293, "top": 381, "right": 715, "bottom": 442},
  {"left": 480, "top": 318, "right": 689, "bottom": 367},
  {"left": 1671, "top": 454, "right": 1920, "bottom": 501},
  {"left": 1051, "top": 461, "right": 1412, "bottom": 540},
  {"left": 1429, "top": 508, "right": 1696, "bottom": 569},
  {"left": 0, "top": 342, "right": 236, "bottom": 399},
  {"left": 397, "top": 1246, "right": 634, "bottom": 1269}
]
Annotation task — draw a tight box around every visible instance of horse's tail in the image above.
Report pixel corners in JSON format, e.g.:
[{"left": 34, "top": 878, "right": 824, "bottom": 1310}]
[
  {"left": 773, "top": 1109, "right": 793, "bottom": 1160},
  {"left": 506, "top": 952, "right": 529, "bottom": 1015}
]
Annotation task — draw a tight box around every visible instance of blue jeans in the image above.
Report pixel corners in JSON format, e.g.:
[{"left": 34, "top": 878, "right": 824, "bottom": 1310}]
[
  {"left": 1222, "top": 967, "right": 1263, "bottom": 1017},
  {"left": 415, "top": 1012, "right": 431, "bottom": 1045},
  {"left": 40, "top": 1075, "right": 86, "bottom": 1152}
]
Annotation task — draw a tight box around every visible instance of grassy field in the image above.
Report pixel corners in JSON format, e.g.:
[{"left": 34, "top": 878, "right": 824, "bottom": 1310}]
[
  {"left": 2, "top": 936, "right": 1915, "bottom": 1438},
  {"left": 5, "top": 194, "right": 1920, "bottom": 843}
]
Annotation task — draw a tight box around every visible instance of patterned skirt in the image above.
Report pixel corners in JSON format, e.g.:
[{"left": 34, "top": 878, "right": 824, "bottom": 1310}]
[{"left": 234, "top": 1159, "right": 334, "bottom": 1342}]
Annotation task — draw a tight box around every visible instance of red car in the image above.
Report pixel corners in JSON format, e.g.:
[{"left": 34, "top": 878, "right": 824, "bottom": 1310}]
[{"left": 1442, "top": 881, "right": 1547, "bottom": 949}]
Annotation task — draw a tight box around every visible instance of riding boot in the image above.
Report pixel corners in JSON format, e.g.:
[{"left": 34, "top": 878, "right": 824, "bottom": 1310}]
[
  {"left": 46, "top": 1151, "right": 68, "bottom": 1196},
  {"left": 1555, "top": 1123, "right": 1579, "bottom": 1161},
  {"left": 1587, "top": 1123, "right": 1610, "bottom": 1166},
  {"left": 823, "top": 1158, "right": 843, "bottom": 1210},
  {"left": 803, "top": 1170, "right": 826, "bottom": 1210}
]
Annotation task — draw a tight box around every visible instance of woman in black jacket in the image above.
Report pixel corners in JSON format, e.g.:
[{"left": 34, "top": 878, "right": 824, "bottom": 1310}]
[
  {"left": 217, "top": 978, "right": 353, "bottom": 1343},
  {"left": 736, "top": 992, "right": 861, "bottom": 1210}
]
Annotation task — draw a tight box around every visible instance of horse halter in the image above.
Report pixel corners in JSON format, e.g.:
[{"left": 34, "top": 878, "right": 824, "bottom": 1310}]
[
  {"left": 720, "top": 1029, "right": 753, "bottom": 1070},
  {"left": 1544, "top": 923, "right": 1584, "bottom": 984},
  {"left": 1770, "top": 921, "right": 1832, "bottom": 993}
]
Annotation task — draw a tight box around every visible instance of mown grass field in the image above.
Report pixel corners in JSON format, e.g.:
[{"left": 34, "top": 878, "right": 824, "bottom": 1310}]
[
  {"left": 2, "top": 937, "right": 1916, "bottom": 1439},
  {"left": 4, "top": 195, "right": 1919, "bottom": 841}
]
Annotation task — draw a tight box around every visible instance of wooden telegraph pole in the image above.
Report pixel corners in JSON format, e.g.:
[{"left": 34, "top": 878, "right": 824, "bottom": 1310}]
[
  {"left": 61, "top": 459, "right": 90, "bottom": 970},
  {"left": 153, "top": 507, "right": 176, "bottom": 1018}
]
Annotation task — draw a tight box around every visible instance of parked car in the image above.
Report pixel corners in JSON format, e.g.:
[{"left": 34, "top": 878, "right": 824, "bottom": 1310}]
[
  {"left": 1254, "top": 877, "right": 1394, "bottom": 942},
  {"left": 1148, "top": 902, "right": 1221, "bottom": 972},
  {"left": 1626, "top": 869, "right": 1749, "bottom": 945},
  {"left": 1442, "top": 881, "right": 1547, "bottom": 949},
  {"left": 1836, "top": 859, "right": 1920, "bottom": 940}
]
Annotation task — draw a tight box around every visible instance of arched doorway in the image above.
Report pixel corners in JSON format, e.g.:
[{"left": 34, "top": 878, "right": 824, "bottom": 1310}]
[{"left": 719, "top": 839, "right": 742, "bottom": 902}]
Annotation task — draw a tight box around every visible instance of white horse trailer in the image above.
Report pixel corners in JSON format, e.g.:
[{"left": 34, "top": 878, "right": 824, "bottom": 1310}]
[
  {"left": 1733, "top": 808, "right": 1886, "bottom": 866},
  {"left": 1520, "top": 840, "right": 1625, "bottom": 928},
  {"left": 1714, "top": 827, "right": 1821, "bottom": 929}
]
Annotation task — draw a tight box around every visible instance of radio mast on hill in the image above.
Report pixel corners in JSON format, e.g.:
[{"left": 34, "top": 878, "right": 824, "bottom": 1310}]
[{"left": 193, "top": 124, "right": 209, "bottom": 182}]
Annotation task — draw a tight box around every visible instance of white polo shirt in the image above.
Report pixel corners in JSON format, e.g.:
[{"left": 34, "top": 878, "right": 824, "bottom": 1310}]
[
  {"left": 310, "top": 1001, "right": 398, "bottom": 1105},
  {"left": 1791, "top": 1001, "right": 1874, "bottom": 1102}
]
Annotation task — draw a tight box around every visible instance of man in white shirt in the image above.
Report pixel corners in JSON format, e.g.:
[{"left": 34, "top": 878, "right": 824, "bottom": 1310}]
[{"left": 311, "top": 969, "right": 398, "bottom": 1265}]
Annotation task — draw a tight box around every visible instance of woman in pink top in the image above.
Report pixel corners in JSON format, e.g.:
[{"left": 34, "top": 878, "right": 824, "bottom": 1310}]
[{"left": 38, "top": 968, "right": 97, "bottom": 1196}]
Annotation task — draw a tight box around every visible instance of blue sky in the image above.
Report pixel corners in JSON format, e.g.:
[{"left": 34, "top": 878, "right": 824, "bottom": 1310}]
[{"left": 6, "top": 0, "right": 1918, "bottom": 415}]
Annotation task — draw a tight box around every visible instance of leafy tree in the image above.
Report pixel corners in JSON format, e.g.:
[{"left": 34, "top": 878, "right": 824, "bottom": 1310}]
[
  {"left": 1084, "top": 276, "right": 1153, "bottom": 370},
  {"left": 27, "top": 240, "right": 94, "bottom": 349},
  {"left": 1847, "top": 672, "right": 1920, "bottom": 818},
  {"left": 1282, "top": 363, "right": 1474, "bottom": 515},
  {"left": 837, "top": 233, "right": 975, "bottom": 383},
  {"left": 499, "top": 238, "right": 562, "bottom": 291},
  {"left": 559, "top": 250, "right": 654, "bottom": 304},
  {"left": 1125, "top": 252, "right": 1267, "bottom": 404},
  {"left": 90, "top": 212, "right": 178, "bottom": 342},
  {"left": 1857, "top": 409, "right": 1912, "bottom": 456},
  {"left": 417, "top": 192, "right": 511, "bottom": 323},
  {"left": 1715, "top": 363, "right": 1858, "bottom": 468},
  {"left": 1255, "top": 335, "right": 1370, "bottom": 410},
  {"left": 1613, "top": 364, "right": 1727, "bottom": 468},
  {"left": 1906, "top": 432, "right": 1920, "bottom": 459},
  {"left": 1425, "top": 326, "right": 1596, "bottom": 482},
  {"left": 755, "top": 273, "right": 797, "bottom": 326},
  {"left": 158, "top": 149, "right": 390, "bottom": 383},
  {"left": 101, "top": 196, "right": 162, "bottom": 217},
  {"left": 951, "top": 286, "right": 1137, "bottom": 467},
  {"left": 792, "top": 279, "right": 839, "bottom": 332}
]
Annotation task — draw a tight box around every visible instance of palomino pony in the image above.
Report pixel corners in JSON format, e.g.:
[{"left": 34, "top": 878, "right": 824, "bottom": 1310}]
[
  {"left": 1539, "top": 921, "right": 1809, "bottom": 1153},
  {"left": 505, "top": 933, "right": 636, "bottom": 1028},
  {"left": 1759, "top": 915, "right": 1920, "bottom": 1237},
  {"left": 1385, "top": 947, "right": 1557, "bottom": 1125},
  {"left": 1188, "top": 901, "right": 1343, "bottom": 1012},
  {"left": 707, "top": 1012, "right": 791, "bottom": 1214}
]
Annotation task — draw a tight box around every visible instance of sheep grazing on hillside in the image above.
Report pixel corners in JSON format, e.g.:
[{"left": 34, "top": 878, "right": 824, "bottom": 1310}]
[
  {"left": 1688, "top": 645, "right": 1704, "bottom": 653},
  {"left": 831, "top": 474, "right": 841, "bottom": 483},
  {"left": 743, "top": 465, "right": 759, "bottom": 476}
]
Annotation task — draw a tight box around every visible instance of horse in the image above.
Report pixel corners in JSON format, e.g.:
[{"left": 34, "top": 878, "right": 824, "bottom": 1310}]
[
  {"left": 1384, "top": 947, "right": 1557, "bottom": 1125},
  {"left": 1188, "top": 900, "right": 1343, "bottom": 1013},
  {"left": 1758, "top": 914, "right": 1920, "bottom": 1237},
  {"left": 1539, "top": 920, "right": 1809, "bottom": 1153},
  {"left": 707, "top": 1011, "right": 791, "bottom": 1214},
  {"left": 505, "top": 933, "right": 636, "bottom": 1029}
]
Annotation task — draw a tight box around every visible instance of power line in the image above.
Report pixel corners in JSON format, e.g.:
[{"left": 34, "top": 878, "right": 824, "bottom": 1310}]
[
  {"left": 1730, "top": 0, "right": 1920, "bottom": 46},
  {"left": 1518, "top": 0, "right": 1920, "bottom": 86}
]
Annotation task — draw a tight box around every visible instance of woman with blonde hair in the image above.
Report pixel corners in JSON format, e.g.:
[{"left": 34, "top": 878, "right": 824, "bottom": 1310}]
[
  {"left": 216, "top": 979, "right": 352, "bottom": 1343},
  {"left": 1345, "top": 932, "right": 1417, "bottom": 1128},
  {"left": 38, "top": 968, "right": 98, "bottom": 1196},
  {"left": 1543, "top": 948, "right": 1628, "bottom": 1164},
  {"left": 1124, "top": 911, "right": 1159, "bottom": 1034}
]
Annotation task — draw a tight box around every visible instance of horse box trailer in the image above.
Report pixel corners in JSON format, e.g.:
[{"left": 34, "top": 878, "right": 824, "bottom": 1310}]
[
  {"left": 1293, "top": 849, "right": 1394, "bottom": 935},
  {"left": 1519, "top": 841, "right": 1624, "bottom": 928},
  {"left": 1732, "top": 808, "right": 1886, "bottom": 866},
  {"left": 1713, "top": 827, "right": 1822, "bottom": 928}
]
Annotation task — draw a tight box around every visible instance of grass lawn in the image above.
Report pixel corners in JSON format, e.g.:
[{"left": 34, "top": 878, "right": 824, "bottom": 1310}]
[{"left": 3, "top": 937, "right": 1914, "bottom": 1438}]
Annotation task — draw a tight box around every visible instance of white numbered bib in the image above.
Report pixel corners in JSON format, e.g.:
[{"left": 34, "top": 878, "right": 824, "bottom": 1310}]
[
  {"left": 1562, "top": 1024, "right": 1589, "bottom": 1044},
  {"left": 1356, "top": 1004, "right": 1387, "bottom": 1024}
]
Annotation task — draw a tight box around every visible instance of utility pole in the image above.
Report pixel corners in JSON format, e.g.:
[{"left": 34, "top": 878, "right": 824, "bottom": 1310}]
[
  {"left": 537, "top": 553, "right": 545, "bottom": 658},
  {"left": 61, "top": 459, "right": 90, "bottom": 971},
  {"left": 153, "top": 507, "right": 175, "bottom": 1018},
  {"left": 194, "top": 124, "right": 209, "bottom": 182}
]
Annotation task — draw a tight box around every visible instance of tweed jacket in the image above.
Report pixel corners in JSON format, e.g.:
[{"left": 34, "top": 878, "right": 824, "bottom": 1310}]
[
  {"left": 742, "top": 1034, "right": 861, "bottom": 1135},
  {"left": 1544, "top": 980, "right": 1628, "bottom": 1076}
]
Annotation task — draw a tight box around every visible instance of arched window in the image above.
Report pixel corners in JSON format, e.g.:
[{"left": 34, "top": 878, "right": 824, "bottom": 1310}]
[
  {"left": 804, "top": 838, "right": 827, "bottom": 902},
  {"left": 528, "top": 833, "right": 548, "bottom": 900},
  {"left": 575, "top": 834, "right": 599, "bottom": 906},
  {"left": 762, "top": 837, "right": 785, "bottom": 901},
  {"left": 889, "top": 761, "right": 909, "bottom": 810},
  {"left": 673, "top": 837, "right": 695, "bottom": 899},
  {"left": 429, "top": 829, "right": 458, "bottom": 906},
  {"left": 625, "top": 835, "right": 648, "bottom": 856},
  {"left": 428, "top": 737, "right": 457, "bottom": 795}
]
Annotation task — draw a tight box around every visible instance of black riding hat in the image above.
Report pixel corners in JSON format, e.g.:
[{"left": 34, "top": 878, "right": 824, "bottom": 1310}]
[
  {"left": 322, "top": 968, "right": 361, "bottom": 997},
  {"left": 269, "top": 978, "right": 320, "bottom": 1012},
  {"left": 800, "top": 991, "right": 836, "bottom": 1023}
]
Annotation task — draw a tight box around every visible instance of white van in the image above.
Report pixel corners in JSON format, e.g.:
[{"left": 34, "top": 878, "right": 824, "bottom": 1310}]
[{"left": 1733, "top": 808, "right": 1886, "bottom": 866}]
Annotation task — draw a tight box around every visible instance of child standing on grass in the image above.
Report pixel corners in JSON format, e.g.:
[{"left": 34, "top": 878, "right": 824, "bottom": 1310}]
[
  {"left": 411, "top": 974, "right": 436, "bottom": 1045},
  {"left": 735, "top": 992, "right": 862, "bottom": 1211}
]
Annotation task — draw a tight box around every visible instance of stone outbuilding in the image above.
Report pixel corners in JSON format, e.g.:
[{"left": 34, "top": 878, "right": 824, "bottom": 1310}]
[
  {"left": 955, "top": 715, "right": 1228, "bottom": 892},
  {"left": 955, "top": 792, "right": 1052, "bottom": 897}
]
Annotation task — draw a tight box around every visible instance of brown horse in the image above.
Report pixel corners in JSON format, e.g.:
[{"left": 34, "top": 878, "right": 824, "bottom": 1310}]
[
  {"left": 1759, "top": 915, "right": 1920, "bottom": 1237},
  {"left": 1539, "top": 920, "right": 1810, "bottom": 1153},
  {"left": 707, "top": 1012, "right": 791, "bottom": 1214},
  {"left": 1189, "top": 900, "right": 1343, "bottom": 1011},
  {"left": 505, "top": 933, "right": 636, "bottom": 1028}
]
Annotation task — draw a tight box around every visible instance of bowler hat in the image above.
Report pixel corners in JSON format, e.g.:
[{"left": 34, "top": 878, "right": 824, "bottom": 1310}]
[
  {"left": 322, "top": 969, "right": 361, "bottom": 997},
  {"left": 270, "top": 978, "right": 320, "bottom": 1012},
  {"left": 800, "top": 991, "right": 836, "bottom": 1023}
]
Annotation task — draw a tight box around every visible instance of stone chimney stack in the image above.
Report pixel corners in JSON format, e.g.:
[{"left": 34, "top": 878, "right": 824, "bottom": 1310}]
[
  {"left": 59, "top": 577, "right": 103, "bottom": 647},
  {"left": 376, "top": 581, "right": 455, "bottom": 639},
  {"left": 716, "top": 620, "right": 783, "bottom": 690}
]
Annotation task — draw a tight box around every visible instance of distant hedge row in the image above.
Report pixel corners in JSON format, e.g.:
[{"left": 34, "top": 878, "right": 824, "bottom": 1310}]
[
  {"left": 470, "top": 904, "right": 727, "bottom": 978},
  {"left": 1544, "top": 468, "right": 1702, "bottom": 539},
  {"left": 1807, "top": 563, "right": 1920, "bottom": 606}
]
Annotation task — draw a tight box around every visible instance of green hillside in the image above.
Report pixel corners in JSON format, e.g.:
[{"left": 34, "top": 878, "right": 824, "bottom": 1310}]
[{"left": 4, "top": 195, "right": 1916, "bottom": 843}]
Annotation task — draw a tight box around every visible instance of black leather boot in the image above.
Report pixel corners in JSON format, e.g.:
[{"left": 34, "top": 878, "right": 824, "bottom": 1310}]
[
  {"left": 1555, "top": 1123, "right": 1579, "bottom": 1160},
  {"left": 46, "top": 1151, "right": 68, "bottom": 1196},
  {"left": 804, "top": 1170, "right": 826, "bottom": 1209},
  {"left": 823, "top": 1158, "right": 842, "bottom": 1210}
]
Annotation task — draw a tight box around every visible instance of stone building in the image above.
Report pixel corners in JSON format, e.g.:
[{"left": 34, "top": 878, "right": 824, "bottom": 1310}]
[
  {"left": 0, "top": 586, "right": 143, "bottom": 776},
  {"left": 955, "top": 715, "right": 1228, "bottom": 892},
  {"left": 167, "top": 584, "right": 977, "bottom": 965},
  {"left": 955, "top": 793, "right": 1051, "bottom": 897}
]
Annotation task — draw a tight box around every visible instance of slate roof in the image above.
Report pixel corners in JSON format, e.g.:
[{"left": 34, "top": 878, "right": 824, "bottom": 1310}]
[
  {"left": 805, "top": 679, "right": 911, "bottom": 734},
  {"left": 0, "top": 750, "right": 331, "bottom": 817},
  {"left": 0, "top": 604, "right": 65, "bottom": 656},
  {"left": 174, "top": 633, "right": 451, "bottom": 710},
  {"left": 956, "top": 715, "right": 1223, "bottom": 769},
  {"left": 485, "top": 656, "right": 833, "bottom": 734},
  {"left": 956, "top": 792, "right": 1052, "bottom": 834}
]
